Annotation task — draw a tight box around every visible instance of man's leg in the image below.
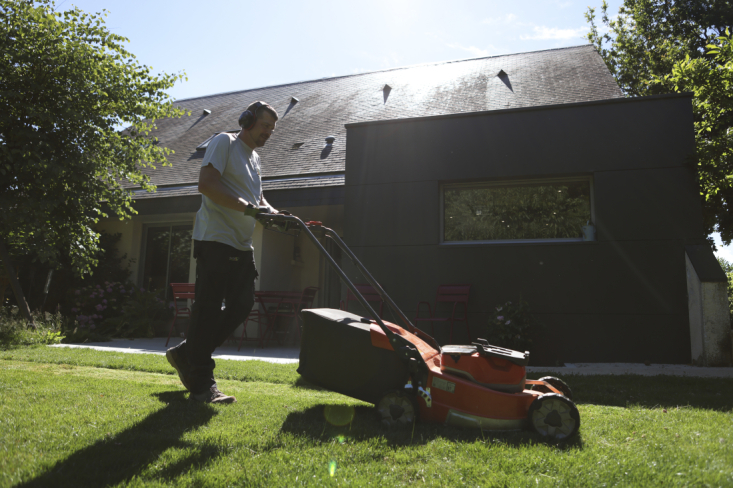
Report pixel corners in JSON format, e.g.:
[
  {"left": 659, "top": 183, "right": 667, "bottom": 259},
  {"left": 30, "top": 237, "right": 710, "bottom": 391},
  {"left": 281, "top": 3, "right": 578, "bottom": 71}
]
[
  {"left": 175, "top": 241, "right": 257, "bottom": 403},
  {"left": 214, "top": 253, "right": 257, "bottom": 348}
]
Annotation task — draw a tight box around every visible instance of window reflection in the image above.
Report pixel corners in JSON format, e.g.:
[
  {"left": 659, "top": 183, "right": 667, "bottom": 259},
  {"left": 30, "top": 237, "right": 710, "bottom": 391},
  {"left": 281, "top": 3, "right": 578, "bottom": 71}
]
[
  {"left": 142, "top": 224, "right": 193, "bottom": 299},
  {"left": 443, "top": 180, "right": 592, "bottom": 242}
]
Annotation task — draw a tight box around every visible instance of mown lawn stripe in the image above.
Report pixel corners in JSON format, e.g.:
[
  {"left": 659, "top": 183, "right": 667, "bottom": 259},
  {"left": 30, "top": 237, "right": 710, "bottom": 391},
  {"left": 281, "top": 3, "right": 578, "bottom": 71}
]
[{"left": 1, "top": 355, "right": 732, "bottom": 487}]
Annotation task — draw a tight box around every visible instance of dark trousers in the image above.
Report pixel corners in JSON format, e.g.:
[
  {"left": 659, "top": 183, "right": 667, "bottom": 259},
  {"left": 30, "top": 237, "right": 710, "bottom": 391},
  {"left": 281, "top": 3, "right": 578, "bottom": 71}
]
[{"left": 176, "top": 240, "right": 258, "bottom": 394}]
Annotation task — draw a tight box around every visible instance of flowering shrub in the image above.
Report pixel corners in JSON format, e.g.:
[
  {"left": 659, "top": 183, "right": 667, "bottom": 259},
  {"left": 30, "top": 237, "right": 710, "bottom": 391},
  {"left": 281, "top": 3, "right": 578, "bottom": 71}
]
[
  {"left": 487, "top": 299, "right": 541, "bottom": 352},
  {"left": 68, "top": 281, "right": 134, "bottom": 330},
  {"left": 103, "top": 287, "right": 173, "bottom": 338},
  {"left": 64, "top": 281, "right": 172, "bottom": 340}
]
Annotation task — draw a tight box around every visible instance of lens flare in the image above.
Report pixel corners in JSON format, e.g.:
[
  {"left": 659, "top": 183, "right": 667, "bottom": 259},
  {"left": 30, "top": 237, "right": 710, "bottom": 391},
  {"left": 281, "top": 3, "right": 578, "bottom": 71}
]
[
  {"left": 324, "top": 404, "right": 355, "bottom": 426},
  {"left": 329, "top": 460, "right": 337, "bottom": 477}
]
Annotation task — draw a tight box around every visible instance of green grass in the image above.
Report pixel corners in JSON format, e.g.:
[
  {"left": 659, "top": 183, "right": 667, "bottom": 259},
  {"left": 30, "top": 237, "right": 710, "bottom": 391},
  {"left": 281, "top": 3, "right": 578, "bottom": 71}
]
[
  {"left": 0, "top": 311, "right": 65, "bottom": 351},
  {"left": 1, "top": 347, "right": 732, "bottom": 487}
]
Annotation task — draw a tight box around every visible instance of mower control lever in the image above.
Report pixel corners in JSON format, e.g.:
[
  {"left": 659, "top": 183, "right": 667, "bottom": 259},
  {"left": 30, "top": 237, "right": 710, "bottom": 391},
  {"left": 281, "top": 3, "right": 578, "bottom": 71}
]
[{"left": 251, "top": 209, "right": 432, "bottom": 380}]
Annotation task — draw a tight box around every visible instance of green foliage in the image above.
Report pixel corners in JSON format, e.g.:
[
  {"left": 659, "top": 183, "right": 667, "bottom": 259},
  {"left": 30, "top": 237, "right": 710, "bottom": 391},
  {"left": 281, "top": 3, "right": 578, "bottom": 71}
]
[
  {"left": 85, "top": 231, "right": 132, "bottom": 284},
  {"left": 586, "top": 1, "right": 733, "bottom": 243},
  {"left": 657, "top": 31, "right": 733, "bottom": 243},
  {"left": 444, "top": 181, "right": 591, "bottom": 242},
  {"left": 101, "top": 287, "right": 172, "bottom": 339},
  {"left": 585, "top": 0, "right": 733, "bottom": 97},
  {"left": 63, "top": 282, "right": 172, "bottom": 341},
  {"left": 717, "top": 256, "right": 733, "bottom": 325},
  {"left": 0, "top": 309, "right": 65, "bottom": 349},
  {"left": 0, "top": 0, "right": 188, "bottom": 274},
  {"left": 487, "top": 299, "right": 541, "bottom": 352}
]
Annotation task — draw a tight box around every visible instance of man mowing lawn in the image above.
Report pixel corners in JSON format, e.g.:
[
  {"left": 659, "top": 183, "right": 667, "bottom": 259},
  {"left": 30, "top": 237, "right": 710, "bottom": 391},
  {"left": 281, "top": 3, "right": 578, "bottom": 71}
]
[{"left": 166, "top": 101, "right": 286, "bottom": 404}]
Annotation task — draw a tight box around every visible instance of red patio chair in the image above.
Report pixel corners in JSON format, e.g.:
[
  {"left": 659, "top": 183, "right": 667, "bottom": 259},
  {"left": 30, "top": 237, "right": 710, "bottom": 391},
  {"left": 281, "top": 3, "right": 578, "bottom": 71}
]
[
  {"left": 340, "top": 283, "right": 385, "bottom": 318},
  {"left": 267, "top": 286, "right": 319, "bottom": 345},
  {"left": 236, "top": 308, "right": 266, "bottom": 351},
  {"left": 166, "top": 283, "right": 195, "bottom": 347},
  {"left": 414, "top": 284, "right": 471, "bottom": 343}
]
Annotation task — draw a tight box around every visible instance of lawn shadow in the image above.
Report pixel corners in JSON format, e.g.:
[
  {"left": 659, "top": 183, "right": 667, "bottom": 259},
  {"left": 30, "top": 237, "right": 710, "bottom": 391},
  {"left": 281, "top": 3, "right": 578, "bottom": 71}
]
[
  {"left": 19, "top": 391, "right": 224, "bottom": 487},
  {"left": 280, "top": 405, "right": 584, "bottom": 450},
  {"left": 530, "top": 372, "right": 733, "bottom": 411},
  {"left": 293, "top": 376, "right": 328, "bottom": 391}
]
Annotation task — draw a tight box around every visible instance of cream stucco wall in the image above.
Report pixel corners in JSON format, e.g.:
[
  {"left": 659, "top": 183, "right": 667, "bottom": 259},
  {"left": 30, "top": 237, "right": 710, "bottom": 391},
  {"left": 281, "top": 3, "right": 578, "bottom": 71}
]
[
  {"left": 98, "top": 204, "right": 344, "bottom": 343},
  {"left": 95, "top": 212, "right": 196, "bottom": 285}
]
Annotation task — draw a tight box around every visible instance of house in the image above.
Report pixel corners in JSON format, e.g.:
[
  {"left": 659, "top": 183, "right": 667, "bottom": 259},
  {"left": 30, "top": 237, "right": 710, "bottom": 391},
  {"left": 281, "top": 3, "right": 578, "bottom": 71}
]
[{"left": 98, "top": 45, "right": 731, "bottom": 365}]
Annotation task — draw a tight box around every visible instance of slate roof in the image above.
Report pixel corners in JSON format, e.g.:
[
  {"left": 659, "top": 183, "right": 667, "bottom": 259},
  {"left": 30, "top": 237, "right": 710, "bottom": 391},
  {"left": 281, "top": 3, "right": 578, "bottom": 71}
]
[{"left": 135, "top": 45, "right": 622, "bottom": 197}]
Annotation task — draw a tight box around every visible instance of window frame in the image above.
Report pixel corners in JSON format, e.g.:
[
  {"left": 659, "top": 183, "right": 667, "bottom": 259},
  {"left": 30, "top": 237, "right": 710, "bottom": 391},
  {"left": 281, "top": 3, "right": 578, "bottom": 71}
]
[{"left": 439, "top": 176, "right": 595, "bottom": 246}]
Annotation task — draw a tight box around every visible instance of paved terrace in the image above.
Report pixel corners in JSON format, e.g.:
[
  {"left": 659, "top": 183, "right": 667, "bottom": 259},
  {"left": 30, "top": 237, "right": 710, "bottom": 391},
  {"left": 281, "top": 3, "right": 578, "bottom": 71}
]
[{"left": 50, "top": 338, "right": 733, "bottom": 378}]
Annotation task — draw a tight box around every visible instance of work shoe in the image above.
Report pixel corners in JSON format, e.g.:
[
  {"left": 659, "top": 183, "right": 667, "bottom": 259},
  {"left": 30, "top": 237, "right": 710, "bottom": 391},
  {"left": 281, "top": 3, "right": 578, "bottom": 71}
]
[
  {"left": 166, "top": 346, "right": 192, "bottom": 391},
  {"left": 190, "top": 386, "right": 236, "bottom": 404}
]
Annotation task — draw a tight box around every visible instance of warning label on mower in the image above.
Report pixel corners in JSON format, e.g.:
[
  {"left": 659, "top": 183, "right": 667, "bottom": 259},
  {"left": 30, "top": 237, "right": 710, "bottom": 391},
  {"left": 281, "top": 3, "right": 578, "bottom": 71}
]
[{"left": 432, "top": 377, "right": 455, "bottom": 393}]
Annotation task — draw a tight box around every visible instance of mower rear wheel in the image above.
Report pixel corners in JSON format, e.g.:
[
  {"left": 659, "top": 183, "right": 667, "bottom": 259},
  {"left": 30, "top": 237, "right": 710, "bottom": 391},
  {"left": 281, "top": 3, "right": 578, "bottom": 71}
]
[
  {"left": 531, "top": 376, "right": 573, "bottom": 399},
  {"left": 376, "top": 391, "right": 417, "bottom": 428},
  {"left": 528, "top": 393, "right": 580, "bottom": 440}
]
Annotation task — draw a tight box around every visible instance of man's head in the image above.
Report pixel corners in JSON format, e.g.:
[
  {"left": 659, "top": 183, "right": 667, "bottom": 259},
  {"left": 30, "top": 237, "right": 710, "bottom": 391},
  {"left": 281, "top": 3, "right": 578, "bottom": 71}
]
[{"left": 239, "top": 101, "right": 278, "bottom": 149}]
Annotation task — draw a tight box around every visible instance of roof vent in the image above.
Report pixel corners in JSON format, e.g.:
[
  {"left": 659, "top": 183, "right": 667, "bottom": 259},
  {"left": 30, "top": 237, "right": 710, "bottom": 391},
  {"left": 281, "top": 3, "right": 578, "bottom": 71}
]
[
  {"left": 496, "top": 69, "right": 513, "bottom": 91},
  {"left": 292, "top": 142, "right": 305, "bottom": 149},
  {"left": 202, "top": 109, "right": 211, "bottom": 116},
  {"left": 325, "top": 136, "right": 336, "bottom": 145},
  {"left": 383, "top": 84, "right": 392, "bottom": 103},
  {"left": 196, "top": 130, "right": 239, "bottom": 151},
  {"left": 290, "top": 97, "right": 299, "bottom": 104}
]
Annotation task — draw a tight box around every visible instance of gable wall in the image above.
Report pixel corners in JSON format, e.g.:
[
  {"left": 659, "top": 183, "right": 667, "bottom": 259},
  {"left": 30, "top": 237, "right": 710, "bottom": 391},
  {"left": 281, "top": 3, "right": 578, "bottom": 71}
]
[{"left": 344, "top": 94, "right": 703, "bottom": 364}]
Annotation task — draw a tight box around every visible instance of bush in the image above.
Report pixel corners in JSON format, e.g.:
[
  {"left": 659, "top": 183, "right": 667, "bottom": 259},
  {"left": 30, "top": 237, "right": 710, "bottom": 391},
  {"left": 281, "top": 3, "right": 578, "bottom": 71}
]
[
  {"left": 102, "top": 287, "right": 173, "bottom": 338},
  {"left": 716, "top": 257, "right": 733, "bottom": 327},
  {"left": 486, "top": 299, "right": 541, "bottom": 352},
  {"left": 0, "top": 309, "right": 65, "bottom": 350},
  {"left": 63, "top": 282, "right": 173, "bottom": 342}
]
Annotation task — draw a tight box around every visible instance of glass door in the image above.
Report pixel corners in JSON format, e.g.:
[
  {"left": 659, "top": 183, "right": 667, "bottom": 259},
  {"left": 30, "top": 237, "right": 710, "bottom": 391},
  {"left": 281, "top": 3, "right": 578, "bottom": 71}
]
[{"left": 141, "top": 224, "right": 193, "bottom": 300}]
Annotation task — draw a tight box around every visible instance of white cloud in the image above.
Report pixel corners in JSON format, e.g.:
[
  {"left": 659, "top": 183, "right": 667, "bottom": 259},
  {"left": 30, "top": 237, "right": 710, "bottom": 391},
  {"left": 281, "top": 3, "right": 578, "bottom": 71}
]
[
  {"left": 482, "top": 13, "right": 517, "bottom": 25},
  {"left": 520, "top": 25, "right": 588, "bottom": 41},
  {"left": 447, "top": 43, "right": 492, "bottom": 57}
]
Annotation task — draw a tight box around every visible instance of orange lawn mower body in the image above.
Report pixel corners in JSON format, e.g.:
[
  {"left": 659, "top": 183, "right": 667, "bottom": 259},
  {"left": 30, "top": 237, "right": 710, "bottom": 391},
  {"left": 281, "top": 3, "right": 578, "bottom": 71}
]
[{"left": 254, "top": 209, "right": 580, "bottom": 440}]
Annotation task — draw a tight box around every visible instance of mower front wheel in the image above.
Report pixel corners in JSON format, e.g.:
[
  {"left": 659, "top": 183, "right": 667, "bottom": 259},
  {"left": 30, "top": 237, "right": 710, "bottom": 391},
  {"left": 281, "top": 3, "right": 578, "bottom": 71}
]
[
  {"left": 528, "top": 393, "right": 580, "bottom": 440},
  {"left": 376, "top": 391, "right": 418, "bottom": 428}
]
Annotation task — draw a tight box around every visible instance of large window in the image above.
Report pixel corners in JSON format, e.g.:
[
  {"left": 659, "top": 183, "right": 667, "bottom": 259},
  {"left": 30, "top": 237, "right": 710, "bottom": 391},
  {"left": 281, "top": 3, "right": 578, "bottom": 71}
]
[
  {"left": 442, "top": 178, "right": 593, "bottom": 243},
  {"left": 141, "top": 224, "right": 193, "bottom": 299}
]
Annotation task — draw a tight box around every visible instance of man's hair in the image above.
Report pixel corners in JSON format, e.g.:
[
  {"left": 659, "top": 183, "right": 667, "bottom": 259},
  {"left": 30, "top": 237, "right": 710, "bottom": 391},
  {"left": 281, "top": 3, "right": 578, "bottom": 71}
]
[{"left": 247, "top": 101, "right": 278, "bottom": 122}]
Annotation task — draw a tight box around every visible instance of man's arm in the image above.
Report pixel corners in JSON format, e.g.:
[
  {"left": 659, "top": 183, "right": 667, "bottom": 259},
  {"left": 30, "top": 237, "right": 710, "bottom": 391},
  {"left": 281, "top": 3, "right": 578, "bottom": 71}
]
[
  {"left": 198, "top": 164, "right": 253, "bottom": 213},
  {"left": 260, "top": 194, "right": 276, "bottom": 213},
  {"left": 259, "top": 195, "right": 290, "bottom": 215}
]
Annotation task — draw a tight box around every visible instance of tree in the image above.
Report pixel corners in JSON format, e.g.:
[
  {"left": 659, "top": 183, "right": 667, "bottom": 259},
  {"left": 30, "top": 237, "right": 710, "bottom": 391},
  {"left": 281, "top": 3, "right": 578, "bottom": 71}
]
[
  {"left": 658, "top": 31, "right": 733, "bottom": 242},
  {"left": 586, "top": 1, "right": 733, "bottom": 243},
  {"left": 0, "top": 0, "right": 188, "bottom": 276}
]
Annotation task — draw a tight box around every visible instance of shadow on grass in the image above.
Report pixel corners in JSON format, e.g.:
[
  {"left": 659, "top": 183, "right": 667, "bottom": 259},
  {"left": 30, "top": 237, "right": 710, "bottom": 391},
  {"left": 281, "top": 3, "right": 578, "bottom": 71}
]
[
  {"left": 19, "top": 391, "right": 223, "bottom": 487},
  {"left": 531, "top": 373, "right": 733, "bottom": 411},
  {"left": 280, "top": 405, "right": 584, "bottom": 450}
]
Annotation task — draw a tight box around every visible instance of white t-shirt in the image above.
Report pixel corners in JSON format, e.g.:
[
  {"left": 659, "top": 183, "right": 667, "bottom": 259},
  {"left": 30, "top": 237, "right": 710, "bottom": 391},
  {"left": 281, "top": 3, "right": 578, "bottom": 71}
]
[{"left": 193, "top": 132, "right": 262, "bottom": 251}]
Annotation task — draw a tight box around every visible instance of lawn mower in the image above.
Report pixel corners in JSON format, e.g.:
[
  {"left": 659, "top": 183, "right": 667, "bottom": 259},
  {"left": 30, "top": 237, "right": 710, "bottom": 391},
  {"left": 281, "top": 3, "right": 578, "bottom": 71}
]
[{"left": 254, "top": 208, "right": 580, "bottom": 440}]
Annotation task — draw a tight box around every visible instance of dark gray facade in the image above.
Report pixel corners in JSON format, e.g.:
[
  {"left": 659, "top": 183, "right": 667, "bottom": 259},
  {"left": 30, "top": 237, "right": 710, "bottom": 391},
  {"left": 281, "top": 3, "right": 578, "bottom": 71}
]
[{"left": 344, "top": 93, "right": 704, "bottom": 365}]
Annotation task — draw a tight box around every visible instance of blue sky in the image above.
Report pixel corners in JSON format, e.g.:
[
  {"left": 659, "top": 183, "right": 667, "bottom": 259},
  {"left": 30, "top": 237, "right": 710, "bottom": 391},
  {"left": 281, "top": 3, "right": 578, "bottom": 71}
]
[
  {"left": 57, "top": 0, "right": 624, "bottom": 100},
  {"left": 56, "top": 0, "right": 732, "bottom": 259}
]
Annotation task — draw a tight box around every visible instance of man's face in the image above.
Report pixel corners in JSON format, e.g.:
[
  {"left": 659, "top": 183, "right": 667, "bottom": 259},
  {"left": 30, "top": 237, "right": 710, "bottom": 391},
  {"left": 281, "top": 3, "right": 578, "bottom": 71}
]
[{"left": 251, "top": 112, "right": 277, "bottom": 148}]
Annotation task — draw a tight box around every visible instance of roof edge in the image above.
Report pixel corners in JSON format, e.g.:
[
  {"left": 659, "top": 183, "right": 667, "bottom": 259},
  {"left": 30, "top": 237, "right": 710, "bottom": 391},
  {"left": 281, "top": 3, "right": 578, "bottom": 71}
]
[{"left": 344, "top": 92, "right": 693, "bottom": 129}]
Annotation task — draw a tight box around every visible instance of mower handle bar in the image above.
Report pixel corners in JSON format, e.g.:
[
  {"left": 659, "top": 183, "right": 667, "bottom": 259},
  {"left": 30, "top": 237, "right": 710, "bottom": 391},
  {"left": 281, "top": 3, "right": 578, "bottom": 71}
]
[{"left": 252, "top": 207, "right": 440, "bottom": 353}]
